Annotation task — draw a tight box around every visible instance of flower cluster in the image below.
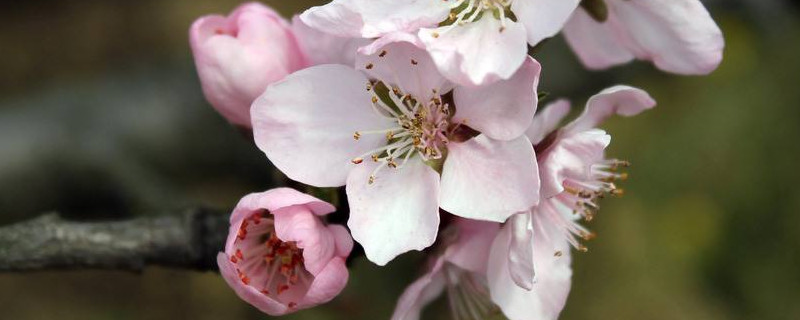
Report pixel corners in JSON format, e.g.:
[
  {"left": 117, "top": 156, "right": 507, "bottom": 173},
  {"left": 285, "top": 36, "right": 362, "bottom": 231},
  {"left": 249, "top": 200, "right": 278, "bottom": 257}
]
[{"left": 190, "top": 1, "right": 723, "bottom": 319}]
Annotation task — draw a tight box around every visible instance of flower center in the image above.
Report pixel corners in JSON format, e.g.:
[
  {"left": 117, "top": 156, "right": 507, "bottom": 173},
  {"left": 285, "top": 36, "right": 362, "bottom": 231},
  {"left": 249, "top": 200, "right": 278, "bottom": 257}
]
[
  {"left": 352, "top": 80, "right": 456, "bottom": 184},
  {"left": 442, "top": 0, "right": 513, "bottom": 27},
  {"left": 538, "top": 159, "right": 629, "bottom": 252},
  {"left": 229, "top": 210, "right": 310, "bottom": 309}
]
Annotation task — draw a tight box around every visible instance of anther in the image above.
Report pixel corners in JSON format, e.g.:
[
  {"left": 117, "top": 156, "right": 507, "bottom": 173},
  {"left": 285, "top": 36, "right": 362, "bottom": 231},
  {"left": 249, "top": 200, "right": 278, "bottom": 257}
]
[
  {"left": 365, "top": 63, "right": 374, "bottom": 69},
  {"left": 411, "top": 59, "right": 419, "bottom": 65},
  {"left": 368, "top": 175, "right": 376, "bottom": 184},
  {"left": 431, "top": 32, "right": 440, "bottom": 38},
  {"left": 554, "top": 251, "right": 563, "bottom": 257},
  {"left": 353, "top": 131, "right": 361, "bottom": 140},
  {"left": 351, "top": 158, "right": 364, "bottom": 164},
  {"left": 379, "top": 50, "right": 387, "bottom": 57}
]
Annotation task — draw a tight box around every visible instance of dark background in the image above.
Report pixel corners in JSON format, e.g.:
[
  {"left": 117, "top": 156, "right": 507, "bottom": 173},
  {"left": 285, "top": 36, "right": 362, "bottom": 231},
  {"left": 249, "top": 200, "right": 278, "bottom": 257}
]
[{"left": 0, "top": 0, "right": 799, "bottom": 319}]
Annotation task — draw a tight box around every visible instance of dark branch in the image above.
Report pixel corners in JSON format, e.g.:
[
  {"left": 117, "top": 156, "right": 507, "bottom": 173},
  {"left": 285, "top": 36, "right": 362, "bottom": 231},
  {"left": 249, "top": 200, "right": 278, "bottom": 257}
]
[{"left": 0, "top": 209, "right": 228, "bottom": 272}]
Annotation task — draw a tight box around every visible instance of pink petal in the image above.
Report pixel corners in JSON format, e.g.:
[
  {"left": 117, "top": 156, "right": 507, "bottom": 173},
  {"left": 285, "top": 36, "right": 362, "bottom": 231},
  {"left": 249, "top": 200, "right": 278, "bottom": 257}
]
[
  {"left": 440, "top": 135, "right": 539, "bottom": 222},
  {"left": 611, "top": 0, "right": 724, "bottom": 75},
  {"left": 566, "top": 85, "right": 656, "bottom": 133},
  {"left": 328, "top": 224, "right": 354, "bottom": 258},
  {"left": 300, "top": 0, "right": 450, "bottom": 38},
  {"left": 487, "top": 220, "right": 572, "bottom": 320},
  {"left": 453, "top": 57, "right": 541, "bottom": 141},
  {"left": 300, "top": 257, "right": 350, "bottom": 308},
  {"left": 226, "top": 188, "right": 337, "bottom": 252},
  {"left": 356, "top": 33, "right": 450, "bottom": 102},
  {"left": 539, "top": 129, "right": 611, "bottom": 198},
  {"left": 252, "top": 65, "right": 395, "bottom": 187},
  {"left": 443, "top": 219, "right": 500, "bottom": 274},
  {"left": 419, "top": 16, "right": 528, "bottom": 86},
  {"left": 391, "top": 258, "right": 447, "bottom": 320},
  {"left": 217, "top": 253, "right": 289, "bottom": 315},
  {"left": 290, "top": 15, "right": 369, "bottom": 66},
  {"left": 525, "top": 99, "right": 571, "bottom": 145},
  {"left": 562, "top": 8, "right": 636, "bottom": 70},
  {"left": 506, "top": 213, "right": 535, "bottom": 290},
  {"left": 273, "top": 208, "right": 335, "bottom": 275},
  {"left": 346, "top": 160, "right": 440, "bottom": 266},
  {"left": 511, "top": 0, "right": 581, "bottom": 45}
]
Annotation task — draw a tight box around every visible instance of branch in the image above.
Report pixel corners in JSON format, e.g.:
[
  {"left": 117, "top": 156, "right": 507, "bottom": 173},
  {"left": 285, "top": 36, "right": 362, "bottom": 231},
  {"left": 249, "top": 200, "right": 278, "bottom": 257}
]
[{"left": 0, "top": 209, "right": 228, "bottom": 272}]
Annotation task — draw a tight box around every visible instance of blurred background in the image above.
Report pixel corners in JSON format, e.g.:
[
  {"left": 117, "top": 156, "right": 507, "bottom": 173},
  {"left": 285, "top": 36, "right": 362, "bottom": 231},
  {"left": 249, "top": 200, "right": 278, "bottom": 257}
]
[{"left": 0, "top": 0, "right": 798, "bottom": 319}]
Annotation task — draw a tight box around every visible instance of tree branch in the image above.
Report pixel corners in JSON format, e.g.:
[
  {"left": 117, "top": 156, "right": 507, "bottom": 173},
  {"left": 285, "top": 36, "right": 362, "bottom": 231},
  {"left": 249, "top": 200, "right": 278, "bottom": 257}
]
[{"left": 0, "top": 209, "right": 228, "bottom": 272}]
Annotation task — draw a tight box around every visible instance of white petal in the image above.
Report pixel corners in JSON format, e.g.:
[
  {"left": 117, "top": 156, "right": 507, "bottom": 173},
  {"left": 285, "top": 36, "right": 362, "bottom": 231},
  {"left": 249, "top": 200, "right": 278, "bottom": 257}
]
[
  {"left": 566, "top": 85, "right": 656, "bottom": 133},
  {"left": 252, "top": 65, "right": 394, "bottom": 187},
  {"left": 525, "top": 99, "right": 571, "bottom": 145},
  {"left": 488, "top": 218, "right": 573, "bottom": 320},
  {"left": 563, "top": 8, "right": 636, "bottom": 70},
  {"left": 419, "top": 16, "right": 528, "bottom": 86},
  {"left": 291, "top": 16, "right": 370, "bottom": 66},
  {"left": 507, "top": 213, "right": 535, "bottom": 290},
  {"left": 512, "top": 0, "right": 581, "bottom": 45},
  {"left": 391, "top": 258, "right": 447, "bottom": 320},
  {"left": 300, "top": 0, "right": 450, "bottom": 38},
  {"left": 346, "top": 160, "right": 440, "bottom": 266},
  {"left": 440, "top": 135, "right": 539, "bottom": 222},
  {"left": 453, "top": 57, "right": 541, "bottom": 141},
  {"left": 356, "top": 33, "right": 449, "bottom": 102}
]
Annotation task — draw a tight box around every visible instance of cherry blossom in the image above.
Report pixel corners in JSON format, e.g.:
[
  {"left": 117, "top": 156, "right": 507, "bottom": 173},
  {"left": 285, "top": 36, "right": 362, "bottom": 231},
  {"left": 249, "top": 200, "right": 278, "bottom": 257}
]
[{"left": 217, "top": 188, "right": 353, "bottom": 315}]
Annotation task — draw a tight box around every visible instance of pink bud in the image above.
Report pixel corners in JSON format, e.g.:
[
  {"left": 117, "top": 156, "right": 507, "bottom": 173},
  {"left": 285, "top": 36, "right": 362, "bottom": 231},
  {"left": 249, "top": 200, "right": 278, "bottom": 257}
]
[
  {"left": 217, "top": 188, "right": 353, "bottom": 315},
  {"left": 189, "top": 3, "right": 307, "bottom": 128}
]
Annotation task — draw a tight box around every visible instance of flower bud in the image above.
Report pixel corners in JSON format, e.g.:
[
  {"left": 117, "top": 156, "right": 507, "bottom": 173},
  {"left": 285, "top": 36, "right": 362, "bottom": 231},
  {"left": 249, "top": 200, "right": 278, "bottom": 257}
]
[
  {"left": 190, "top": 3, "right": 306, "bottom": 127},
  {"left": 217, "top": 188, "right": 352, "bottom": 315}
]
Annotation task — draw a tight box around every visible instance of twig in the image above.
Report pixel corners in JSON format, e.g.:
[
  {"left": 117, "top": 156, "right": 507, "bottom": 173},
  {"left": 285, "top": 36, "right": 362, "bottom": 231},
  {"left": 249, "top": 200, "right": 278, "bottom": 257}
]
[{"left": 0, "top": 208, "right": 228, "bottom": 272}]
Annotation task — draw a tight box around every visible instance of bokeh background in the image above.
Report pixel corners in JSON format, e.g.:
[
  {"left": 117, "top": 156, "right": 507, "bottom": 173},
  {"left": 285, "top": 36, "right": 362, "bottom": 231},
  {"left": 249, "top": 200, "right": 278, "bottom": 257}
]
[{"left": 1, "top": 0, "right": 798, "bottom": 319}]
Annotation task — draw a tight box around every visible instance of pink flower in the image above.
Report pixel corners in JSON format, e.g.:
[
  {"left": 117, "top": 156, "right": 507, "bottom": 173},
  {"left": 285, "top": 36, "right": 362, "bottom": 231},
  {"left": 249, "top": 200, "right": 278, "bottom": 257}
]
[
  {"left": 216, "top": 188, "right": 353, "bottom": 316},
  {"left": 252, "top": 35, "right": 541, "bottom": 265},
  {"left": 392, "top": 219, "right": 500, "bottom": 320},
  {"left": 502, "top": 86, "right": 655, "bottom": 290},
  {"left": 190, "top": 2, "right": 306, "bottom": 127},
  {"left": 563, "top": 0, "right": 724, "bottom": 75},
  {"left": 487, "top": 212, "right": 573, "bottom": 320},
  {"left": 300, "top": 0, "right": 580, "bottom": 86}
]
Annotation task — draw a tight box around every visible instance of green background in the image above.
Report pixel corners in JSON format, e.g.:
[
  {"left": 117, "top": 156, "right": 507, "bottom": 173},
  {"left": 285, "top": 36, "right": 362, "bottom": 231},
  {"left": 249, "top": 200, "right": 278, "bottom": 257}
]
[{"left": 0, "top": 1, "right": 798, "bottom": 319}]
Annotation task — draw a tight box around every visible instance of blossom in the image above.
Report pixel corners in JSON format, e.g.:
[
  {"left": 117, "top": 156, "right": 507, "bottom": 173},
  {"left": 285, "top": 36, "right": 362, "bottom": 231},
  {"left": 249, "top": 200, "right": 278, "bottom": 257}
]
[
  {"left": 502, "top": 86, "right": 656, "bottom": 290},
  {"left": 216, "top": 188, "right": 353, "bottom": 316},
  {"left": 487, "top": 212, "right": 573, "bottom": 320},
  {"left": 563, "top": 0, "right": 724, "bottom": 75},
  {"left": 190, "top": 2, "right": 306, "bottom": 127},
  {"left": 300, "top": 0, "right": 580, "bottom": 86},
  {"left": 252, "top": 35, "right": 541, "bottom": 265},
  {"left": 392, "top": 218, "right": 500, "bottom": 320}
]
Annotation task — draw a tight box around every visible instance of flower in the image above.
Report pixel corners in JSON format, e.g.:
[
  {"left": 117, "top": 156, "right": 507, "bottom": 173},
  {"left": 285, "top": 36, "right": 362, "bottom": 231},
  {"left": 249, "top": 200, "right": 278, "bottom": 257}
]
[
  {"left": 563, "top": 0, "right": 724, "bottom": 75},
  {"left": 190, "top": 2, "right": 306, "bottom": 127},
  {"left": 216, "top": 188, "right": 353, "bottom": 316},
  {"left": 300, "top": 0, "right": 580, "bottom": 86},
  {"left": 392, "top": 218, "right": 501, "bottom": 320},
  {"left": 252, "top": 35, "right": 541, "bottom": 265},
  {"left": 487, "top": 211, "right": 573, "bottom": 320},
  {"left": 502, "top": 86, "right": 656, "bottom": 290}
]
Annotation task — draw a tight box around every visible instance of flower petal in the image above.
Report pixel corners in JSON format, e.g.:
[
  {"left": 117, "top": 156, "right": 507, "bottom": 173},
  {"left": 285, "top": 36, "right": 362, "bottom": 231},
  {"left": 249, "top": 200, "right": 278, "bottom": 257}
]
[
  {"left": 453, "top": 57, "right": 541, "bottom": 141},
  {"left": 356, "top": 33, "right": 450, "bottom": 102},
  {"left": 443, "top": 219, "right": 500, "bottom": 274},
  {"left": 511, "top": 0, "right": 581, "bottom": 45},
  {"left": 440, "top": 134, "right": 539, "bottom": 222},
  {"left": 419, "top": 16, "right": 527, "bottom": 86},
  {"left": 328, "top": 224, "right": 355, "bottom": 258},
  {"left": 273, "top": 207, "right": 334, "bottom": 275},
  {"left": 300, "top": 0, "right": 450, "bottom": 38},
  {"left": 562, "top": 8, "right": 636, "bottom": 70},
  {"left": 391, "top": 258, "right": 447, "bottom": 320},
  {"left": 487, "top": 220, "right": 572, "bottom": 320},
  {"left": 539, "top": 129, "right": 611, "bottom": 198},
  {"left": 566, "top": 85, "right": 656, "bottom": 133},
  {"left": 611, "top": 0, "right": 724, "bottom": 75},
  {"left": 525, "top": 99, "right": 571, "bottom": 145},
  {"left": 290, "top": 15, "right": 369, "bottom": 66},
  {"left": 217, "top": 253, "right": 289, "bottom": 315},
  {"left": 506, "top": 213, "right": 535, "bottom": 290},
  {"left": 300, "top": 257, "right": 350, "bottom": 308},
  {"left": 252, "top": 64, "right": 395, "bottom": 187},
  {"left": 346, "top": 160, "right": 440, "bottom": 266}
]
